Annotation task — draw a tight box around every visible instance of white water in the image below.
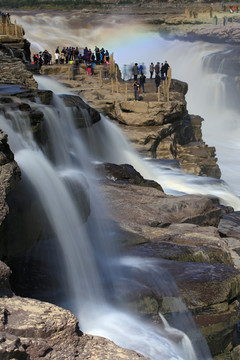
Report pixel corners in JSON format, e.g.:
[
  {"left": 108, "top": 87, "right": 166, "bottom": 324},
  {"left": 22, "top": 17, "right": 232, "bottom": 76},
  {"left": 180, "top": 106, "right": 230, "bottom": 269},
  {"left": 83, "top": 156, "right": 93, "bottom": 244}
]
[{"left": 0, "top": 93, "right": 210, "bottom": 359}]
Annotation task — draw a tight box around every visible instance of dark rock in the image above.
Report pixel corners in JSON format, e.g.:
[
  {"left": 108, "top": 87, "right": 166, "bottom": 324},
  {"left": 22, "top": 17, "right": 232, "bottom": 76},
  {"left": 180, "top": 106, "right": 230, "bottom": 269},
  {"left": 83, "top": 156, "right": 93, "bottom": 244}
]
[
  {"left": 98, "top": 163, "right": 163, "bottom": 191},
  {"left": 60, "top": 94, "right": 101, "bottom": 128},
  {"left": 218, "top": 212, "right": 240, "bottom": 239},
  {"left": 36, "top": 90, "right": 53, "bottom": 105}
]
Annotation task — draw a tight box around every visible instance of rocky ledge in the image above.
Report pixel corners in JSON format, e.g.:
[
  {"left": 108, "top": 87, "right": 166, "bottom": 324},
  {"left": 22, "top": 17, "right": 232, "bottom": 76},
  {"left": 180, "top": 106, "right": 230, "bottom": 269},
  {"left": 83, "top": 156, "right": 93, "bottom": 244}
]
[
  {"left": 42, "top": 65, "right": 221, "bottom": 179},
  {"left": 98, "top": 163, "right": 240, "bottom": 359}
]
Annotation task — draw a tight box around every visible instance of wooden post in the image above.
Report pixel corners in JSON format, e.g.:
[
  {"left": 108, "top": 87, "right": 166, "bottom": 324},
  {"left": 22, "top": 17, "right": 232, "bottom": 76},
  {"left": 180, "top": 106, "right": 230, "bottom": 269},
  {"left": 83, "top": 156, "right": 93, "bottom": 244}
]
[
  {"left": 20, "top": 25, "right": 23, "bottom": 37},
  {"left": 167, "top": 67, "right": 172, "bottom": 88},
  {"left": 111, "top": 78, "right": 114, "bottom": 94},
  {"left": 158, "top": 84, "right": 160, "bottom": 102},
  {"left": 14, "top": 20, "right": 17, "bottom": 37},
  {"left": 100, "top": 69, "right": 102, "bottom": 87},
  {"left": 116, "top": 79, "right": 119, "bottom": 93},
  {"left": 167, "top": 86, "right": 169, "bottom": 102},
  {"left": 125, "top": 83, "right": 128, "bottom": 101},
  {"left": 6, "top": 23, "right": 9, "bottom": 36}
]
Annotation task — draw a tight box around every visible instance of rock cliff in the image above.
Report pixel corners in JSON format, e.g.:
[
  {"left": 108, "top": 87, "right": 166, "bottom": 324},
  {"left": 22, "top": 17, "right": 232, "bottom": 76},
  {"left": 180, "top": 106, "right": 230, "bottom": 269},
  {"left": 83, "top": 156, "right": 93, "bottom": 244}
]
[{"left": 42, "top": 65, "right": 221, "bottom": 179}]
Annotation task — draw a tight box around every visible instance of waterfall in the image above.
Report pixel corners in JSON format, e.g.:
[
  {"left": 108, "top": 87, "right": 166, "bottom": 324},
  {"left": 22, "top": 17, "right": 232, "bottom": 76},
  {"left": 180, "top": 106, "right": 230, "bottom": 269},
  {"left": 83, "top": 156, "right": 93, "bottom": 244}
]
[
  {"left": 0, "top": 80, "right": 214, "bottom": 359},
  {"left": 4, "top": 11, "right": 240, "bottom": 359}
]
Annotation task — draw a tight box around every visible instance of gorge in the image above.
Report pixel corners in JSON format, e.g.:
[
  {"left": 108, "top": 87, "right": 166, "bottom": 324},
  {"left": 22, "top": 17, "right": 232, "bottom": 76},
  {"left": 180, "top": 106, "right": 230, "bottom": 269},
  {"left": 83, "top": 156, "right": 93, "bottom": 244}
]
[{"left": 1, "top": 4, "right": 240, "bottom": 360}]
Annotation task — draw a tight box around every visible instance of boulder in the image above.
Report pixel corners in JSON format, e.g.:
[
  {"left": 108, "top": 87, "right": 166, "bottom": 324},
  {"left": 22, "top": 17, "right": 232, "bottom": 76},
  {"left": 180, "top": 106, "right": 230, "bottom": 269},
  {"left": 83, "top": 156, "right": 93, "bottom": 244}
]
[
  {"left": 0, "top": 296, "right": 150, "bottom": 360},
  {"left": 60, "top": 94, "right": 101, "bottom": 128},
  {"left": 97, "top": 163, "right": 163, "bottom": 191},
  {"left": 101, "top": 181, "right": 224, "bottom": 242}
]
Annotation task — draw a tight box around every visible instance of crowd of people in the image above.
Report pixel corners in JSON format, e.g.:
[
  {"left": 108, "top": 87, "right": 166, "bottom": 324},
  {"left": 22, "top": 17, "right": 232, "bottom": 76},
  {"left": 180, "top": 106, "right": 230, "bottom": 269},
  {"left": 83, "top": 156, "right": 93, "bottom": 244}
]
[
  {"left": 32, "top": 45, "right": 111, "bottom": 73},
  {"left": 131, "top": 61, "right": 170, "bottom": 100}
]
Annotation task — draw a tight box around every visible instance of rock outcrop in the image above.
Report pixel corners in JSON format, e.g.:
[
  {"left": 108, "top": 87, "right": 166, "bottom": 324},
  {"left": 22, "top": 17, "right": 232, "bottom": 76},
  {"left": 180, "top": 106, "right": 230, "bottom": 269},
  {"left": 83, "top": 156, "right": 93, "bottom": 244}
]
[
  {"left": 44, "top": 66, "right": 221, "bottom": 179},
  {"left": 0, "top": 296, "right": 150, "bottom": 360},
  {"left": 99, "top": 174, "right": 240, "bottom": 358},
  {"left": 0, "top": 43, "right": 37, "bottom": 88}
]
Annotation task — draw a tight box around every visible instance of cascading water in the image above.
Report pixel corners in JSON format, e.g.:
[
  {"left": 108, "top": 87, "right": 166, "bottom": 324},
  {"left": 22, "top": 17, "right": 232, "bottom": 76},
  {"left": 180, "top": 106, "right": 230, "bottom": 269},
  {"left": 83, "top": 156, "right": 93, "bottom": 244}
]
[
  {"left": 0, "top": 86, "right": 212, "bottom": 359},
  {"left": 4, "top": 10, "right": 240, "bottom": 359}
]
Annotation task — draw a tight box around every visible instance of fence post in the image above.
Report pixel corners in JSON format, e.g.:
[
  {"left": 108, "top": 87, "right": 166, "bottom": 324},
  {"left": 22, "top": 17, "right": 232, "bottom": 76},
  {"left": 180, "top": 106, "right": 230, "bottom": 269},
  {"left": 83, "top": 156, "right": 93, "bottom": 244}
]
[
  {"left": 14, "top": 20, "right": 17, "bottom": 37},
  {"left": 125, "top": 83, "right": 128, "bottom": 101},
  {"left": 168, "top": 67, "right": 172, "bottom": 88},
  {"left": 158, "top": 84, "right": 160, "bottom": 102},
  {"left": 111, "top": 78, "right": 114, "bottom": 94},
  {"left": 99, "top": 69, "right": 102, "bottom": 87}
]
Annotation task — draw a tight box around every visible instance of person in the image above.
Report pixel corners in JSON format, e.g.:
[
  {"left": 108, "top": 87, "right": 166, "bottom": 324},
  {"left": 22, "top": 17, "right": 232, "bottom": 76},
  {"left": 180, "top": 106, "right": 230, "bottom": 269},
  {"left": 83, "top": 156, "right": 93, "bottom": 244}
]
[
  {"left": 133, "top": 80, "right": 140, "bottom": 100},
  {"left": 163, "top": 60, "right": 170, "bottom": 78},
  {"left": 139, "top": 63, "right": 145, "bottom": 75},
  {"left": 149, "top": 62, "right": 154, "bottom": 79},
  {"left": 223, "top": 16, "right": 226, "bottom": 26},
  {"left": 214, "top": 15, "right": 218, "bottom": 25},
  {"left": 155, "top": 73, "right": 160, "bottom": 93},
  {"left": 86, "top": 61, "right": 92, "bottom": 76},
  {"left": 103, "top": 61, "right": 109, "bottom": 79},
  {"left": 38, "top": 53, "right": 43, "bottom": 70},
  {"left": 160, "top": 62, "right": 165, "bottom": 80},
  {"left": 132, "top": 63, "right": 139, "bottom": 81},
  {"left": 105, "top": 50, "right": 109, "bottom": 62},
  {"left": 155, "top": 62, "right": 160, "bottom": 75},
  {"left": 91, "top": 60, "right": 96, "bottom": 75},
  {"left": 123, "top": 64, "right": 128, "bottom": 81},
  {"left": 139, "top": 73, "right": 146, "bottom": 93}
]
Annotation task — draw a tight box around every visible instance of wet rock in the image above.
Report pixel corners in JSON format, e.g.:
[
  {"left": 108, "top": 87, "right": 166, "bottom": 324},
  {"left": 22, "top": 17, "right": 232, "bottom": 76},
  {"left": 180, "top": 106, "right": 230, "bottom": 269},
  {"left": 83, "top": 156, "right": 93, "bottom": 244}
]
[
  {"left": 218, "top": 212, "right": 240, "bottom": 239},
  {"left": 0, "top": 296, "right": 150, "bottom": 360},
  {"left": 36, "top": 90, "right": 53, "bottom": 105},
  {"left": 101, "top": 181, "right": 224, "bottom": 242},
  {"left": 60, "top": 94, "right": 101, "bottom": 128},
  {"left": 0, "top": 129, "right": 21, "bottom": 228},
  {"left": 116, "top": 258, "right": 240, "bottom": 356},
  {"left": 98, "top": 163, "right": 163, "bottom": 191}
]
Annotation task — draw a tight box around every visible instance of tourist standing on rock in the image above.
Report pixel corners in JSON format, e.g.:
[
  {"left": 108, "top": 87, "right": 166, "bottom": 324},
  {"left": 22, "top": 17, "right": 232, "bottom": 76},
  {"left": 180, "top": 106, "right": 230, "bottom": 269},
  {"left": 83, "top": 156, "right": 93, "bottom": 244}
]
[
  {"left": 132, "top": 63, "right": 139, "bottom": 81},
  {"left": 38, "top": 53, "right": 43, "bottom": 70},
  {"left": 86, "top": 61, "right": 92, "bottom": 76},
  {"left": 162, "top": 60, "right": 170, "bottom": 78},
  {"left": 91, "top": 60, "right": 96, "bottom": 75},
  {"left": 155, "top": 73, "right": 160, "bottom": 93},
  {"left": 139, "top": 63, "right": 146, "bottom": 75},
  {"left": 149, "top": 62, "right": 154, "bottom": 79},
  {"left": 123, "top": 64, "right": 128, "bottom": 81},
  {"left": 160, "top": 62, "right": 165, "bottom": 80},
  {"left": 155, "top": 62, "right": 160, "bottom": 75},
  {"left": 139, "top": 73, "right": 146, "bottom": 93},
  {"left": 133, "top": 80, "right": 140, "bottom": 100}
]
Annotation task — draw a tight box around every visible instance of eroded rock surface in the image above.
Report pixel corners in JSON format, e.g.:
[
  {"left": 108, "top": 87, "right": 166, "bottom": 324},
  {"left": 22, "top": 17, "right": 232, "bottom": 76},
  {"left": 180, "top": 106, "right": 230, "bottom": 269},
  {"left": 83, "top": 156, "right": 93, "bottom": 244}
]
[{"left": 0, "top": 296, "right": 150, "bottom": 360}]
